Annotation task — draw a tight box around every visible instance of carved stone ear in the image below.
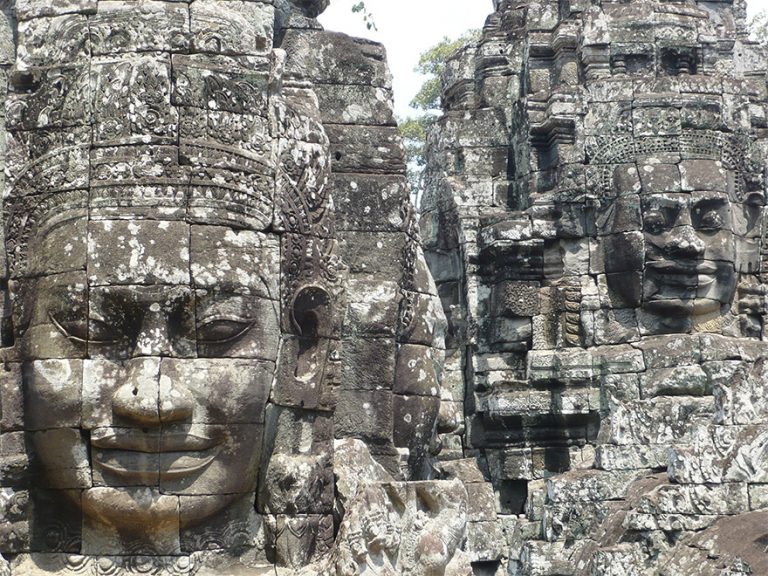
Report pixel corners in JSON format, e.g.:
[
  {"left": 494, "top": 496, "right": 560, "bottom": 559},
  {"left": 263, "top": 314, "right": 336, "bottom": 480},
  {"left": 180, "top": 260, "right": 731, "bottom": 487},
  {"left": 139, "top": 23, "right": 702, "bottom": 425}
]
[
  {"left": 290, "top": 286, "right": 333, "bottom": 384},
  {"left": 290, "top": 285, "right": 333, "bottom": 339}
]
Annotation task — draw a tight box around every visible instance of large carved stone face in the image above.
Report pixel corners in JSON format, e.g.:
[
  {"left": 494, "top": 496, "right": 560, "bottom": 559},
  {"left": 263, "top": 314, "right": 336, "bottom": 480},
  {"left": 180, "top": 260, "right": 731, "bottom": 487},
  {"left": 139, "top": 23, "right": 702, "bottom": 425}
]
[
  {"left": 639, "top": 189, "right": 736, "bottom": 316},
  {"left": 18, "top": 216, "right": 280, "bottom": 549},
  {"left": 602, "top": 158, "right": 757, "bottom": 330}
]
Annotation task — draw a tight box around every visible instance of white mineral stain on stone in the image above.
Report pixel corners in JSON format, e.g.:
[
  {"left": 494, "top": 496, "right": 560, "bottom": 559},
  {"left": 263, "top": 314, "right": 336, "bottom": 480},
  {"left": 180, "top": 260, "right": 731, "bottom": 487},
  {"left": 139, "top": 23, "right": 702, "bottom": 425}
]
[
  {"left": 299, "top": 421, "right": 313, "bottom": 453},
  {"left": 343, "top": 104, "right": 366, "bottom": 121},
  {"left": 37, "top": 360, "right": 72, "bottom": 392},
  {"left": 224, "top": 229, "right": 253, "bottom": 248}
]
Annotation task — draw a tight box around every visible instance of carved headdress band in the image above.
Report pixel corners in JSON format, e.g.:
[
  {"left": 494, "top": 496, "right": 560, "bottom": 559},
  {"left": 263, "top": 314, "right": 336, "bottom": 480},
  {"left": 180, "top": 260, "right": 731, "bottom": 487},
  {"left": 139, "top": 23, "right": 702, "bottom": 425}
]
[{"left": 586, "top": 129, "right": 765, "bottom": 203}]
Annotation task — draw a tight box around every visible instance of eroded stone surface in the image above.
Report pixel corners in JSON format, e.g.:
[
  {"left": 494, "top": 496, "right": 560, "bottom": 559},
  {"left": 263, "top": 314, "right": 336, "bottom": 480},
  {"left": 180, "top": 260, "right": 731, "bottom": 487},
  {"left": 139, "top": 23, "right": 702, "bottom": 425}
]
[
  {"left": 422, "top": 0, "right": 768, "bottom": 574},
  {"left": 0, "top": 0, "right": 453, "bottom": 574},
  {"left": 3, "top": 0, "right": 767, "bottom": 573}
]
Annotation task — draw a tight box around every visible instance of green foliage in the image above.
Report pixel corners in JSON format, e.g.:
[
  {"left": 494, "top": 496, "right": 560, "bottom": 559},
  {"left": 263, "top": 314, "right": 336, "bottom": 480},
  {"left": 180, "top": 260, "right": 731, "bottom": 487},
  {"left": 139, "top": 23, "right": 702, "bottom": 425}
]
[
  {"left": 397, "top": 114, "right": 437, "bottom": 176},
  {"left": 410, "top": 29, "right": 481, "bottom": 111},
  {"left": 351, "top": 1, "right": 377, "bottom": 31},
  {"left": 401, "top": 30, "right": 480, "bottom": 203}
]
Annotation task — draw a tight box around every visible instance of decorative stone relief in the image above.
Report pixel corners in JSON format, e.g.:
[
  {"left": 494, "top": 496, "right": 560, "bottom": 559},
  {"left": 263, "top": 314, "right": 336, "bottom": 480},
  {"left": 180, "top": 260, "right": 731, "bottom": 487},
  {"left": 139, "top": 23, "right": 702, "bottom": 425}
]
[
  {"left": 0, "top": 1, "right": 464, "bottom": 574},
  {"left": 422, "top": 0, "right": 768, "bottom": 573}
]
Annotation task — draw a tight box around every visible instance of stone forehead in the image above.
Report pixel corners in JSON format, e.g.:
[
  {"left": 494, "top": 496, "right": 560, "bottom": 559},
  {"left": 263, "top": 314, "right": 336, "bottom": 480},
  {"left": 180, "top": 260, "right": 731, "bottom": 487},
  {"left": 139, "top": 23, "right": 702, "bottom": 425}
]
[
  {"left": 588, "top": 131, "right": 756, "bottom": 202},
  {"left": 4, "top": 0, "right": 331, "bottom": 243}
]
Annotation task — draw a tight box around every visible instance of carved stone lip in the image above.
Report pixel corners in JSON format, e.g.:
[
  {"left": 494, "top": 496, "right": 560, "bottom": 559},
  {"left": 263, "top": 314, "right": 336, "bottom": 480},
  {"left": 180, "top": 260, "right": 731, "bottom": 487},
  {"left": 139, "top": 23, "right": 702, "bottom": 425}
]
[
  {"left": 91, "top": 430, "right": 223, "bottom": 481},
  {"left": 646, "top": 260, "right": 718, "bottom": 287},
  {"left": 159, "top": 450, "right": 222, "bottom": 481},
  {"left": 91, "top": 432, "right": 219, "bottom": 453},
  {"left": 646, "top": 260, "right": 718, "bottom": 275},
  {"left": 93, "top": 446, "right": 222, "bottom": 481}
]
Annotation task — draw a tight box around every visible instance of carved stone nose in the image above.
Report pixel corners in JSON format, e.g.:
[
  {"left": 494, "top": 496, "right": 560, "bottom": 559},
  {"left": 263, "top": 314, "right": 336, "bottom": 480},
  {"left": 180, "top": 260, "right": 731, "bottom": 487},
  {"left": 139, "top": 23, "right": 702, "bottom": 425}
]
[
  {"left": 663, "top": 226, "right": 705, "bottom": 257},
  {"left": 158, "top": 372, "right": 195, "bottom": 424},
  {"left": 112, "top": 358, "right": 162, "bottom": 426},
  {"left": 133, "top": 312, "right": 173, "bottom": 357},
  {"left": 112, "top": 358, "right": 193, "bottom": 425}
]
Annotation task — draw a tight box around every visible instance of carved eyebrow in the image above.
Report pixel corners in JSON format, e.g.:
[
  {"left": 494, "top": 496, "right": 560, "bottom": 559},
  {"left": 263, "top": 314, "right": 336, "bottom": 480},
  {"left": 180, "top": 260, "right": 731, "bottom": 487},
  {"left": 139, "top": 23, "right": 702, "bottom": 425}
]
[{"left": 196, "top": 277, "right": 276, "bottom": 301}]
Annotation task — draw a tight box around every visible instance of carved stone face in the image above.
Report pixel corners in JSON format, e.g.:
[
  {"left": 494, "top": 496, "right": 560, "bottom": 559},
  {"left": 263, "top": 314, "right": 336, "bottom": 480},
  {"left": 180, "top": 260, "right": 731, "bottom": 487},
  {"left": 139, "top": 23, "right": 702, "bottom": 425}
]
[
  {"left": 640, "top": 190, "right": 736, "bottom": 316},
  {"left": 19, "top": 217, "right": 280, "bottom": 549},
  {"left": 602, "top": 159, "right": 750, "bottom": 328}
]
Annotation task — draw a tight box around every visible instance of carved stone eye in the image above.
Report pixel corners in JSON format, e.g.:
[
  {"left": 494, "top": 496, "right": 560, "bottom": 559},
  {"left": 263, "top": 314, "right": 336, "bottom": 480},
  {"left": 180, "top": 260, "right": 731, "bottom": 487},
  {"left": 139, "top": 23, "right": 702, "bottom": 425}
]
[
  {"left": 49, "top": 313, "right": 120, "bottom": 345},
  {"left": 697, "top": 209, "right": 724, "bottom": 231},
  {"left": 197, "top": 317, "right": 254, "bottom": 344},
  {"left": 643, "top": 210, "right": 666, "bottom": 234},
  {"left": 49, "top": 313, "right": 88, "bottom": 344}
]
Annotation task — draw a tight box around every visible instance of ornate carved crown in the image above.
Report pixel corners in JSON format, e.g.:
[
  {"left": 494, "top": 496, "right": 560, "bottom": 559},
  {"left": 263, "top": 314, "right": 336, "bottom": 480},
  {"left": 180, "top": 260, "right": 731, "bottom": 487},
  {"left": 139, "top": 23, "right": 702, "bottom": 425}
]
[{"left": 3, "top": 47, "right": 337, "bottom": 302}]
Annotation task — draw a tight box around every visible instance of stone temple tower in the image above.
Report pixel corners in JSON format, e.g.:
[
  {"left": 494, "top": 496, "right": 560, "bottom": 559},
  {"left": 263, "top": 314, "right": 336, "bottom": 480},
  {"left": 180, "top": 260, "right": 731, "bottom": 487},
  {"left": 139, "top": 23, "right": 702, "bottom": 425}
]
[{"left": 423, "top": 0, "right": 768, "bottom": 573}]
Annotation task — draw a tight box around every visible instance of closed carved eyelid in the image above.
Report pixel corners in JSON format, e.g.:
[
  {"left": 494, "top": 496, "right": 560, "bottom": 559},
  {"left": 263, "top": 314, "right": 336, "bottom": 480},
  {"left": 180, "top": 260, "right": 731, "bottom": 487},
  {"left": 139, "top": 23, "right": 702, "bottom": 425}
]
[
  {"left": 196, "top": 316, "right": 255, "bottom": 344},
  {"left": 49, "top": 313, "right": 87, "bottom": 344},
  {"left": 48, "top": 312, "right": 120, "bottom": 345}
]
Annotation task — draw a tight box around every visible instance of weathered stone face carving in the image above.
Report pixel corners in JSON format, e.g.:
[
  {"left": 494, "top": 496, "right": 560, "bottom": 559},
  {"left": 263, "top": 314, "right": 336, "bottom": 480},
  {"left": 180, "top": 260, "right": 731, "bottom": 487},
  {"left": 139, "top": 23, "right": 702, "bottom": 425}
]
[
  {"left": 0, "top": 0, "right": 460, "bottom": 572},
  {"left": 640, "top": 189, "right": 736, "bottom": 317},
  {"left": 422, "top": 0, "right": 768, "bottom": 573},
  {"left": 597, "top": 140, "right": 764, "bottom": 334},
  {"left": 602, "top": 160, "right": 752, "bottom": 329},
  {"left": 0, "top": 0, "right": 340, "bottom": 562},
  {"left": 18, "top": 216, "right": 279, "bottom": 547}
]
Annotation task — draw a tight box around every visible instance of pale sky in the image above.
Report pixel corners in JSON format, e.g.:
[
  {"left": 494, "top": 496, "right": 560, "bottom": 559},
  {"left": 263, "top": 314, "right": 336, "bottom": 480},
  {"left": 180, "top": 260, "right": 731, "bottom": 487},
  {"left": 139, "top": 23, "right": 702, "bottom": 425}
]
[
  {"left": 319, "top": 0, "right": 768, "bottom": 119},
  {"left": 318, "top": 0, "right": 492, "bottom": 118}
]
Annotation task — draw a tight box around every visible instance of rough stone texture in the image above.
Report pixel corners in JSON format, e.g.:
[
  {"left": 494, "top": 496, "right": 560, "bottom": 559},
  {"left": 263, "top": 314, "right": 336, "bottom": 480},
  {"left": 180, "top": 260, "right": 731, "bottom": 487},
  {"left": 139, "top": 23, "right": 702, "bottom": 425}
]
[
  {"left": 3, "top": 0, "right": 767, "bottom": 573},
  {"left": 422, "top": 0, "right": 768, "bottom": 574},
  {"left": 0, "top": 1, "right": 459, "bottom": 574}
]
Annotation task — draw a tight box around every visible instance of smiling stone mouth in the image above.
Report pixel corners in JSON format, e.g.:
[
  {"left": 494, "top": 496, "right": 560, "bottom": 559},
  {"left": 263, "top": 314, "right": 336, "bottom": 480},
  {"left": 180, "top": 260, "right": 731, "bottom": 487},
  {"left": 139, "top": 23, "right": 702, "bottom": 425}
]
[
  {"left": 91, "top": 432, "right": 221, "bottom": 480},
  {"left": 645, "top": 260, "right": 720, "bottom": 288},
  {"left": 646, "top": 260, "right": 719, "bottom": 275}
]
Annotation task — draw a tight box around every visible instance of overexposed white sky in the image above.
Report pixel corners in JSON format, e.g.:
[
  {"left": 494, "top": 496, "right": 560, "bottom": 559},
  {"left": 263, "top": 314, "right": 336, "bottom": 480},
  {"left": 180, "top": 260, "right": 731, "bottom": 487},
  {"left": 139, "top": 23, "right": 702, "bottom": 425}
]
[
  {"left": 318, "top": 0, "right": 492, "bottom": 118},
  {"left": 319, "top": 0, "right": 768, "bottom": 119}
]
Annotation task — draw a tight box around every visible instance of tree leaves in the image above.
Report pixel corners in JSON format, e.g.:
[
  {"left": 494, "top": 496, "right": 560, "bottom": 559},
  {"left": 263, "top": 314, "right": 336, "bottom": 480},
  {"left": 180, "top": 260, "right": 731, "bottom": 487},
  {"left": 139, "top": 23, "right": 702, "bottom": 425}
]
[
  {"left": 410, "top": 30, "right": 481, "bottom": 112},
  {"left": 351, "top": 1, "right": 377, "bottom": 31},
  {"left": 400, "top": 30, "right": 480, "bottom": 204}
]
